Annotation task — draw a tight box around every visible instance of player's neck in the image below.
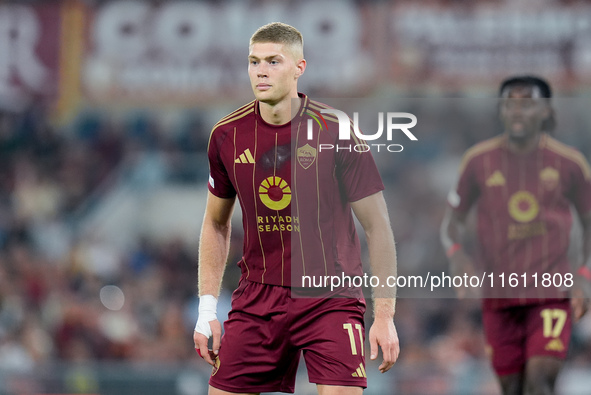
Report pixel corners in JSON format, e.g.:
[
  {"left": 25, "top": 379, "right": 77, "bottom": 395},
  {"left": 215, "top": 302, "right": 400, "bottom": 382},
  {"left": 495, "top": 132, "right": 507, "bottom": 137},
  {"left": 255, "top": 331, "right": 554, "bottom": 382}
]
[
  {"left": 258, "top": 95, "right": 301, "bottom": 125},
  {"left": 506, "top": 133, "right": 541, "bottom": 154}
]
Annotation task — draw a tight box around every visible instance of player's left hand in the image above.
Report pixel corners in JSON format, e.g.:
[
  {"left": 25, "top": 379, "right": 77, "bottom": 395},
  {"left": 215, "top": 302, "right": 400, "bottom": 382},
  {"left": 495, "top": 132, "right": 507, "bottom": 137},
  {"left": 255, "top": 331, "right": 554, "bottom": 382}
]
[
  {"left": 194, "top": 319, "right": 222, "bottom": 366},
  {"left": 369, "top": 317, "right": 400, "bottom": 373}
]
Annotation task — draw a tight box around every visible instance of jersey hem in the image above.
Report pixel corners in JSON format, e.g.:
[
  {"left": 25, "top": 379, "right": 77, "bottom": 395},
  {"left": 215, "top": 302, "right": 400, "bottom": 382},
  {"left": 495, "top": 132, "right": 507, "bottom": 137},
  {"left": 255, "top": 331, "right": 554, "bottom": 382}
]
[
  {"left": 448, "top": 202, "right": 470, "bottom": 214},
  {"left": 208, "top": 184, "right": 236, "bottom": 199},
  {"left": 348, "top": 184, "right": 384, "bottom": 203}
]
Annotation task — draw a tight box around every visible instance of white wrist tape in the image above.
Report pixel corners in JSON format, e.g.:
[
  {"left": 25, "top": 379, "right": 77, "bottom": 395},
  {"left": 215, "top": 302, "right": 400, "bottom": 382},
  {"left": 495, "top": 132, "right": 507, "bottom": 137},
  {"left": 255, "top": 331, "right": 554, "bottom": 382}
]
[{"left": 194, "top": 295, "right": 218, "bottom": 338}]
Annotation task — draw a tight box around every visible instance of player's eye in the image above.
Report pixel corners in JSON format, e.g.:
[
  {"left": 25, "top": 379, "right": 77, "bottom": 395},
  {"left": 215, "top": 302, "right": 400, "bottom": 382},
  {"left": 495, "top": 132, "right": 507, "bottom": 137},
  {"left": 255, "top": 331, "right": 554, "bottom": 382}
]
[{"left": 250, "top": 60, "right": 258, "bottom": 65}]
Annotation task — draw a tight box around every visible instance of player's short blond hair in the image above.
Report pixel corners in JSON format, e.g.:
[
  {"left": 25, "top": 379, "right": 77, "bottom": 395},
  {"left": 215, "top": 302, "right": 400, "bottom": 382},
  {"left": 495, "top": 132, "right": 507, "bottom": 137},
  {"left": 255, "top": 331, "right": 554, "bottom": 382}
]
[{"left": 250, "top": 22, "right": 304, "bottom": 60}]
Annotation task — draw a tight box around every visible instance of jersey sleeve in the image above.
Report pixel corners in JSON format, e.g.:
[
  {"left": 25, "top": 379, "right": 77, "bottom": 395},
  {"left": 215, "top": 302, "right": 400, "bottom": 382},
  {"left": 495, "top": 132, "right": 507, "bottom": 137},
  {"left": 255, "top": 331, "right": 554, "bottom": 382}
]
[
  {"left": 449, "top": 153, "right": 480, "bottom": 213},
  {"left": 336, "top": 146, "right": 384, "bottom": 202},
  {"left": 568, "top": 152, "right": 591, "bottom": 216},
  {"left": 207, "top": 128, "right": 236, "bottom": 198}
]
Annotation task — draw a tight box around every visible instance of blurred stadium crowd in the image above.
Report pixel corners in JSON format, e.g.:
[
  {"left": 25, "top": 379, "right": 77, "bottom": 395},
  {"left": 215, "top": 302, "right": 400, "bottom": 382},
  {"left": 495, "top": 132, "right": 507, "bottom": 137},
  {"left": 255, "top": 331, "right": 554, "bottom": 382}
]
[{"left": 0, "top": 104, "right": 205, "bottom": 362}]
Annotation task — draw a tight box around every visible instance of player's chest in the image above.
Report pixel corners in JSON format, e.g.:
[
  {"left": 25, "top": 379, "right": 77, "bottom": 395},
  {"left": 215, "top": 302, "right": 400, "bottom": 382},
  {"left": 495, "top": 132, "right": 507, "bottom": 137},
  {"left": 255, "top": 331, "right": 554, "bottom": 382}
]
[
  {"left": 477, "top": 155, "right": 569, "bottom": 210},
  {"left": 221, "top": 133, "right": 335, "bottom": 190}
]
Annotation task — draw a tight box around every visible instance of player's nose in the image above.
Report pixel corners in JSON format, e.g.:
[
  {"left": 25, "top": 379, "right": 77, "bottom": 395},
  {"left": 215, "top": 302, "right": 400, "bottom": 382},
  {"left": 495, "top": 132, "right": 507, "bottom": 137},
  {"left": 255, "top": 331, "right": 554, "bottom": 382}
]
[
  {"left": 510, "top": 100, "right": 527, "bottom": 113},
  {"left": 257, "top": 63, "right": 269, "bottom": 77}
]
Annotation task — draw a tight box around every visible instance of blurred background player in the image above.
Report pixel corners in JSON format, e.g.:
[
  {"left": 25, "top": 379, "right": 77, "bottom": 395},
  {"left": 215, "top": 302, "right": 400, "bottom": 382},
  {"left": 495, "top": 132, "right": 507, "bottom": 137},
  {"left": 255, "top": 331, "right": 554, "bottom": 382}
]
[
  {"left": 441, "top": 75, "right": 591, "bottom": 395},
  {"left": 193, "top": 22, "right": 399, "bottom": 394}
]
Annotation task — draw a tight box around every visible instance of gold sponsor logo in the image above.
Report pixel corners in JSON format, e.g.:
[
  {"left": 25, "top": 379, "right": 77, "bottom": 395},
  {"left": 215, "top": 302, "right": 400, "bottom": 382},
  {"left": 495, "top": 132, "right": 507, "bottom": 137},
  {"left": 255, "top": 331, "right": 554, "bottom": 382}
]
[
  {"left": 297, "top": 143, "right": 317, "bottom": 169},
  {"left": 508, "top": 222, "right": 547, "bottom": 240},
  {"left": 508, "top": 191, "right": 539, "bottom": 223},
  {"left": 257, "top": 215, "right": 300, "bottom": 232},
  {"left": 259, "top": 176, "right": 291, "bottom": 210},
  {"left": 486, "top": 170, "right": 506, "bottom": 187},
  {"left": 539, "top": 167, "right": 559, "bottom": 190}
]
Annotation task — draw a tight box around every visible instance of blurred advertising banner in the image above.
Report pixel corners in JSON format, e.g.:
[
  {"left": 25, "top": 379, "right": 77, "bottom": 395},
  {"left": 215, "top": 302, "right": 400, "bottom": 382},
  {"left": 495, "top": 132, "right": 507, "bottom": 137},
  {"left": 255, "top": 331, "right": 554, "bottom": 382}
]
[
  {"left": 81, "top": 0, "right": 368, "bottom": 106},
  {"left": 82, "top": 0, "right": 591, "bottom": 105},
  {"left": 0, "top": 2, "right": 62, "bottom": 112},
  {"left": 389, "top": 1, "right": 591, "bottom": 90},
  {"left": 3, "top": 0, "right": 591, "bottom": 115}
]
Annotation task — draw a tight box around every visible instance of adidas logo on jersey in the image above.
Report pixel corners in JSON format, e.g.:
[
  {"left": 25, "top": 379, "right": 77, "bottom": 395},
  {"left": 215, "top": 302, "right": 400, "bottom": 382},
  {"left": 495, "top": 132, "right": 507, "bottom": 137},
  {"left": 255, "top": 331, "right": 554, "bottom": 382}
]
[
  {"left": 351, "top": 363, "right": 367, "bottom": 378},
  {"left": 235, "top": 149, "right": 255, "bottom": 164},
  {"left": 486, "top": 170, "right": 506, "bottom": 187}
]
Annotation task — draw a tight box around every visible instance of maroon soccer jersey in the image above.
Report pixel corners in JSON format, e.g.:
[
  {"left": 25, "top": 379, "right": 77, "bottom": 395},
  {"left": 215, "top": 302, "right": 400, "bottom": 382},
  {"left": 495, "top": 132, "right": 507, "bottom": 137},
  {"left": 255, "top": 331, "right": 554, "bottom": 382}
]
[
  {"left": 207, "top": 93, "right": 384, "bottom": 286},
  {"left": 450, "top": 134, "right": 591, "bottom": 308}
]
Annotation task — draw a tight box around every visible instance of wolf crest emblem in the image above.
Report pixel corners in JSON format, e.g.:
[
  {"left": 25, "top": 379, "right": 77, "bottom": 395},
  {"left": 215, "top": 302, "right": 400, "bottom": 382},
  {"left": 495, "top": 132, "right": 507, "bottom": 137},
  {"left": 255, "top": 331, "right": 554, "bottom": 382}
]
[{"left": 297, "top": 144, "right": 317, "bottom": 169}]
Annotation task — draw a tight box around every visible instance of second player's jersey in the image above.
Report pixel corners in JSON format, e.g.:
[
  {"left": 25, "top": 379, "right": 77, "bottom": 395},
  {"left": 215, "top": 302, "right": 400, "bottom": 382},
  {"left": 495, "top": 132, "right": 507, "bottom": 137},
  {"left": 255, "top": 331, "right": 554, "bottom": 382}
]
[
  {"left": 207, "top": 93, "right": 384, "bottom": 287},
  {"left": 450, "top": 133, "right": 591, "bottom": 308}
]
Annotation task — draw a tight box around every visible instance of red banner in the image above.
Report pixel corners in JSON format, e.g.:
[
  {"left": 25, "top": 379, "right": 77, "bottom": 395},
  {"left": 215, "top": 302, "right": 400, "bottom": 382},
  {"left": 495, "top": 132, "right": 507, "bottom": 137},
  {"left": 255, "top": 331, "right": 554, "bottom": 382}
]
[{"left": 0, "top": 2, "right": 61, "bottom": 111}]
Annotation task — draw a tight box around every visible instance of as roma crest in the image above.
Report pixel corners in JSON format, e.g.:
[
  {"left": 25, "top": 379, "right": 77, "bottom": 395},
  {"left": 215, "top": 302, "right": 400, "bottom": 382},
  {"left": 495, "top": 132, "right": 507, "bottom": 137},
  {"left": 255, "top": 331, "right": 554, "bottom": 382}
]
[
  {"left": 297, "top": 144, "right": 317, "bottom": 169},
  {"left": 539, "top": 167, "right": 559, "bottom": 190}
]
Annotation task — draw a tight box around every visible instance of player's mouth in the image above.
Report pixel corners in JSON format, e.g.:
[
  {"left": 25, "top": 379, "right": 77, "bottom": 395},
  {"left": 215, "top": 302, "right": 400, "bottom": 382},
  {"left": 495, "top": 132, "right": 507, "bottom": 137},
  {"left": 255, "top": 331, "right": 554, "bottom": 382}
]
[
  {"left": 508, "top": 121, "right": 527, "bottom": 135},
  {"left": 256, "top": 83, "right": 272, "bottom": 91}
]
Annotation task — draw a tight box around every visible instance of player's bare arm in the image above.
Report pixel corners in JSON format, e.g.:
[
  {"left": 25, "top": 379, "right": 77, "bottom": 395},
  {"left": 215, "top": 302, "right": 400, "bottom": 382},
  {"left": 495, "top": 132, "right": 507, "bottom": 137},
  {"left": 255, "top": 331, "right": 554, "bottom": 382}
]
[
  {"left": 350, "top": 191, "right": 400, "bottom": 373},
  {"left": 194, "top": 192, "right": 236, "bottom": 366},
  {"left": 440, "top": 207, "right": 479, "bottom": 298},
  {"left": 572, "top": 210, "right": 591, "bottom": 321}
]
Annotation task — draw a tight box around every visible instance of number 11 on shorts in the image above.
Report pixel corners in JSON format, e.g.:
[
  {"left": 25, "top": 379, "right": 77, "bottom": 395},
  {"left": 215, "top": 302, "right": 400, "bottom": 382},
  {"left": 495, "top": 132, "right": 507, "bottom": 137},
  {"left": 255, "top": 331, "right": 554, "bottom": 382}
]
[{"left": 343, "top": 323, "right": 364, "bottom": 356}]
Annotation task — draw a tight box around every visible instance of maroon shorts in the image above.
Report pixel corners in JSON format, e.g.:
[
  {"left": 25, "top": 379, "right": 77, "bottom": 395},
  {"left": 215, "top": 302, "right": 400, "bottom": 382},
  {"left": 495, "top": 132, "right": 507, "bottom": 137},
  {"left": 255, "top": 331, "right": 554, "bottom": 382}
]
[
  {"left": 482, "top": 299, "right": 572, "bottom": 376},
  {"left": 209, "top": 280, "right": 367, "bottom": 393}
]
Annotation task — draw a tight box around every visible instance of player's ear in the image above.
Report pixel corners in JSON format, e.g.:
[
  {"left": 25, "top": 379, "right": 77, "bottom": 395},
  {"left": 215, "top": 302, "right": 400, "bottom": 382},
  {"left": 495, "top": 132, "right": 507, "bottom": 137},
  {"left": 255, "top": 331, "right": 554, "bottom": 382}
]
[{"left": 295, "top": 58, "right": 306, "bottom": 79}]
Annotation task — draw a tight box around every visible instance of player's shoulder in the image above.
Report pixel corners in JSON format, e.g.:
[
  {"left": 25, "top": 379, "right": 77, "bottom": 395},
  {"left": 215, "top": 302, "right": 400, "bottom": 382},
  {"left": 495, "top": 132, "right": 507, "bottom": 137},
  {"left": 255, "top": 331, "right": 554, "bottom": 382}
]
[
  {"left": 207, "top": 101, "right": 256, "bottom": 150},
  {"left": 211, "top": 100, "right": 256, "bottom": 133},
  {"left": 543, "top": 135, "right": 591, "bottom": 178},
  {"left": 305, "top": 99, "right": 333, "bottom": 111},
  {"left": 303, "top": 98, "right": 361, "bottom": 145},
  {"left": 304, "top": 99, "right": 341, "bottom": 126},
  {"left": 459, "top": 135, "right": 505, "bottom": 169},
  {"left": 464, "top": 135, "right": 505, "bottom": 159},
  {"left": 544, "top": 134, "right": 585, "bottom": 160}
]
